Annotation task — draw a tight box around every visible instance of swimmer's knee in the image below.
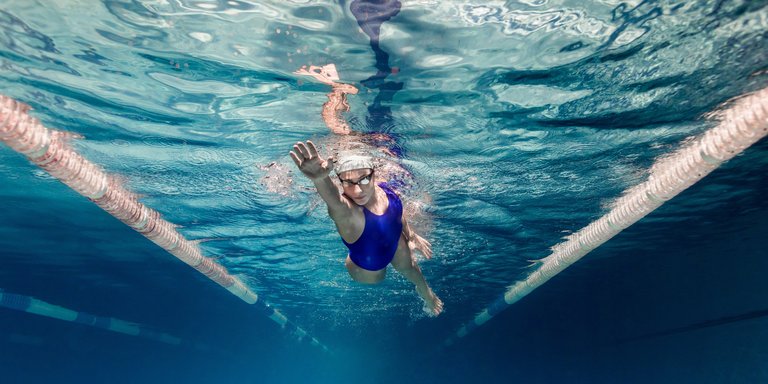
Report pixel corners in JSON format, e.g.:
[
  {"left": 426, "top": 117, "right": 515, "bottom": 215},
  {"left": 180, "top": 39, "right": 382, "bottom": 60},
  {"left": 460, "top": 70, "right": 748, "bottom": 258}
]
[{"left": 391, "top": 256, "right": 416, "bottom": 272}]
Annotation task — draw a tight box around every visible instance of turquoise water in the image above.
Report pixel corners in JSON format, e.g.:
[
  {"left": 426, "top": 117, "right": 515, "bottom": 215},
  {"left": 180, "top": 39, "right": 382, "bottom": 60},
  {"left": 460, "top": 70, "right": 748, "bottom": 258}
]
[{"left": 1, "top": 1, "right": 767, "bottom": 383}]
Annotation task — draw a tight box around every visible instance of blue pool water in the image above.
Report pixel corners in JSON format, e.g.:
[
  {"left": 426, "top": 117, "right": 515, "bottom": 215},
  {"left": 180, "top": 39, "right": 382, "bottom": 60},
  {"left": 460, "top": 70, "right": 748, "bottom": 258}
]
[{"left": 1, "top": 1, "right": 767, "bottom": 383}]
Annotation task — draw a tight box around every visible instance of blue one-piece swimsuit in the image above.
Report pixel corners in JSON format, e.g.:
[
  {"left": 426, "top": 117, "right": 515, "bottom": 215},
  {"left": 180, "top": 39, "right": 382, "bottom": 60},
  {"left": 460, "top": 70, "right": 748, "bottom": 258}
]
[{"left": 342, "top": 183, "right": 404, "bottom": 271}]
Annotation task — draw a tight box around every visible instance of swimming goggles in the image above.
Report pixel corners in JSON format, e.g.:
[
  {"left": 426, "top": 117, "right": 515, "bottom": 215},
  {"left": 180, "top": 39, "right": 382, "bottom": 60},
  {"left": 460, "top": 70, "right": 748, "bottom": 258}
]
[{"left": 339, "top": 171, "right": 373, "bottom": 187}]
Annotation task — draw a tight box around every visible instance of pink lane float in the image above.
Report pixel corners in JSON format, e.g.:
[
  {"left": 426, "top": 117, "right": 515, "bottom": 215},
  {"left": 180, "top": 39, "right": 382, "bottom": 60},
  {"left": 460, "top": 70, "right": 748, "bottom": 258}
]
[
  {"left": 445, "top": 87, "right": 768, "bottom": 346},
  {"left": 0, "top": 95, "right": 328, "bottom": 352}
]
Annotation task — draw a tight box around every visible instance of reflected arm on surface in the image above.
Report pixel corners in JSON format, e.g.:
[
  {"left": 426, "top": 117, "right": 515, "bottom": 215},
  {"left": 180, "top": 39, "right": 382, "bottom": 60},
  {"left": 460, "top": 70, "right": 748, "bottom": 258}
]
[{"left": 295, "top": 63, "right": 359, "bottom": 135}]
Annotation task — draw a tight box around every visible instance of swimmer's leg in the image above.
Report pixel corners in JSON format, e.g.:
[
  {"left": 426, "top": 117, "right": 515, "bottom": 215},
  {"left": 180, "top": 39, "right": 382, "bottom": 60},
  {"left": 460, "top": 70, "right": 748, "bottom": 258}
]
[
  {"left": 390, "top": 234, "right": 443, "bottom": 316},
  {"left": 345, "top": 255, "right": 386, "bottom": 284}
]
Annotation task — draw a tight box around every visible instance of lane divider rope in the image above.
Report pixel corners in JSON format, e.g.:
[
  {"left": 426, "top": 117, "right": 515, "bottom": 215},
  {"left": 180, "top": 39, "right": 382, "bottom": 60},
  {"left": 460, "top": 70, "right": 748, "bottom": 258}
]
[
  {"left": 0, "top": 95, "right": 328, "bottom": 352},
  {"left": 444, "top": 87, "right": 768, "bottom": 346},
  {"left": 0, "top": 288, "right": 194, "bottom": 346}
]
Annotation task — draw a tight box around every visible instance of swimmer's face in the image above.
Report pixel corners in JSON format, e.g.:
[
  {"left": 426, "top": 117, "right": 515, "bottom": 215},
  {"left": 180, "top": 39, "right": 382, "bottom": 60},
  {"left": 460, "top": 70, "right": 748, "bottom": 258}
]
[{"left": 338, "top": 168, "right": 375, "bottom": 205}]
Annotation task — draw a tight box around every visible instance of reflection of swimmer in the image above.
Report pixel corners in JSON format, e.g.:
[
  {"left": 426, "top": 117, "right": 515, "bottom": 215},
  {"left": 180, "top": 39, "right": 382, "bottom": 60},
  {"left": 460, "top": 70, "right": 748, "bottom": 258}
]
[
  {"left": 291, "top": 64, "right": 442, "bottom": 316},
  {"left": 294, "top": 64, "right": 358, "bottom": 135}
]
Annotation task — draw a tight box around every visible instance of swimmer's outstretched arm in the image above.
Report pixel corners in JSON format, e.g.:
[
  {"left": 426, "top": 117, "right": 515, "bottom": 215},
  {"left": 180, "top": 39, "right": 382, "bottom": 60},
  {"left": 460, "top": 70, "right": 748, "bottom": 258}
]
[
  {"left": 289, "top": 140, "right": 353, "bottom": 217},
  {"left": 294, "top": 64, "right": 359, "bottom": 136}
]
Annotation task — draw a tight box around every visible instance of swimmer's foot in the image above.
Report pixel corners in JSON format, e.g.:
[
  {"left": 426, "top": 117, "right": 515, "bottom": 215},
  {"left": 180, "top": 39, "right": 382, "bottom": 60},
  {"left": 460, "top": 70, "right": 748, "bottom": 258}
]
[{"left": 417, "top": 285, "right": 444, "bottom": 317}]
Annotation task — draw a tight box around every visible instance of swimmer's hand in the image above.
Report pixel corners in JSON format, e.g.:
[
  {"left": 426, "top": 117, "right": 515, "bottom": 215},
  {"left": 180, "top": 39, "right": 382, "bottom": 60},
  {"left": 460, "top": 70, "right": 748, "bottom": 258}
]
[
  {"left": 294, "top": 64, "right": 358, "bottom": 94},
  {"left": 408, "top": 234, "right": 433, "bottom": 260},
  {"left": 289, "top": 140, "right": 334, "bottom": 181},
  {"left": 294, "top": 64, "right": 338, "bottom": 85}
]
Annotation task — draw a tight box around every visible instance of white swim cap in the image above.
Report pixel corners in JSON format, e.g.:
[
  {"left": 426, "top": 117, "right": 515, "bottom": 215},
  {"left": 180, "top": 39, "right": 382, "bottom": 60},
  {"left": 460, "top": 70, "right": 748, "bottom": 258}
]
[{"left": 334, "top": 154, "right": 374, "bottom": 174}]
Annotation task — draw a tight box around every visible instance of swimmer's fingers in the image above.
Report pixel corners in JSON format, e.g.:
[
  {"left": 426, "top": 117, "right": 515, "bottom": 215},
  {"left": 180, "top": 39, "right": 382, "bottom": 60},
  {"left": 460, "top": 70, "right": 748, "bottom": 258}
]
[
  {"left": 289, "top": 151, "right": 302, "bottom": 167},
  {"left": 294, "top": 66, "right": 334, "bottom": 84},
  {"left": 306, "top": 140, "right": 320, "bottom": 159},
  {"left": 423, "top": 241, "right": 433, "bottom": 259},
  {"left": 291, "top": 144, "right": 305, "bottom": 160},
  {"left": 306, "top": 65, "right": 336, "bottom": 84},
  {"left": 425, "top": 246, "right": 433, "bottom": 259},
  {"left": 296, "top": 142, "right": 311, "bottom": 159},
  {"left": 417, "top": 236, "right": 433, "bottom": 259}
]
